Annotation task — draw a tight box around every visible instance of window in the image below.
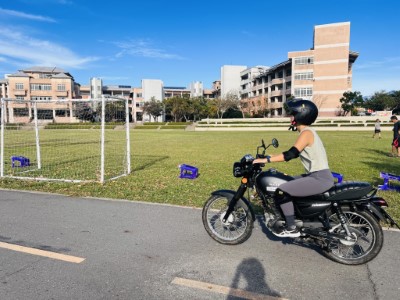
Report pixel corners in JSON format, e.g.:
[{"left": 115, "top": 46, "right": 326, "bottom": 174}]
[
  {"left": 294, "top": 88, "right": 313, "bottom": 97},
  {"left": 15, "top": 83, "right": 24, "bottom": 90},
  {"left": 39, "top": 73, "right": 51, "bottom": 79},
  {"left": 294, "top": 57, "right": 314, "bottom": 65},
  {"left": 55, "top": 110, "right": 70, "bottom": 117},
  {"left": 31, "top": 84, "right": 52, "bottom": 91},
  {"left": 14, "top": 108, "right": 30, "bottom": 116},
  {"left": 31, "top": 96, "right": 52, "bottom": 101},
  {"left": 57, "top": 84, "right": 66, "bottom": 91},
  {"left": 294, "top": 72, "right": 314, "bottom": 80},
  {"left": 16, "top": 96, "right": 24, "bottom": 100}
]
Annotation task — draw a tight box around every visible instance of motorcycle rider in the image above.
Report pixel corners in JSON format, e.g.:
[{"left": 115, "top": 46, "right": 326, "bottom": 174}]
[{"left": 253, "top": 99, "right": 334, "bottom": 238}]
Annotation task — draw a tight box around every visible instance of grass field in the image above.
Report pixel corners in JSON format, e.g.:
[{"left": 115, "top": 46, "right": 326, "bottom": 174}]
[{"left": 0, "top": 129, "right": 399, "bottom": 223}]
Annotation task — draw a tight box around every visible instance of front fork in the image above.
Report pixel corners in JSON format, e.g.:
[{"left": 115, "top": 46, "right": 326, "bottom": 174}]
[{"left": 223, "top": 182, "right": 247, "bottom": 222}]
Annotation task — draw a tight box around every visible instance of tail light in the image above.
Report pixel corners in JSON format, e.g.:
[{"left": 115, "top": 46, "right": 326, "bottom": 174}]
[{"left": 371, "top": 197, "right": 389, "bottom": 208}]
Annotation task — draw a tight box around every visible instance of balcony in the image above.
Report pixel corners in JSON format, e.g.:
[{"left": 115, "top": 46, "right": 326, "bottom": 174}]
[
  {"left": 268, "top": 102, "right": 283, "bottom": 109},
  {"left": 55, "top": 91, "right": 68, "bottom": 97},
  {"left": 13, "top": 89, "right": 27, "bottom": 96},
  {"left": 271, "top": 90, "right": 283, "bottom": 97},
  {"left": 271, "top": 78, "right": 284, "bottom": 85}
]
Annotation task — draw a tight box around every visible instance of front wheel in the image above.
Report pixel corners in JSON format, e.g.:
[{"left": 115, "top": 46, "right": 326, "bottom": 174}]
[
  {"left": 202, "top": 194, "right": 254, "bottom": 245},
  {"left": 324, "top": 207, "right": 384, "bottom": 265}
]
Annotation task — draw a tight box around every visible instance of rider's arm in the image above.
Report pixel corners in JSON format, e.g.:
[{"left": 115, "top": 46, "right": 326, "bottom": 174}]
[{"left": 253, "top": 130, "right": 314, "bottom": 164}]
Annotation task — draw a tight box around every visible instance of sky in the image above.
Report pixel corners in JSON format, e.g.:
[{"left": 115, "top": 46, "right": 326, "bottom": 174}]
[{"left": 0, "top": 0, "right": 399, "bottom": 96}]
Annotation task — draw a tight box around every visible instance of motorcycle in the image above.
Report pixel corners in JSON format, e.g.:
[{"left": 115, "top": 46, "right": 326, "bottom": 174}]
[{"left": 202, "top": 138, "right": 400, "bottom": 265}]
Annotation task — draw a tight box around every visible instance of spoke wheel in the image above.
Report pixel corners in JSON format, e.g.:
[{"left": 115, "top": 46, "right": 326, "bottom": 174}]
[
  {"left": 202, "top": 195, "right": 254, "bottom": 245},
  {"left": 324, "top": 208, "right": 383, "bottom": 265}
]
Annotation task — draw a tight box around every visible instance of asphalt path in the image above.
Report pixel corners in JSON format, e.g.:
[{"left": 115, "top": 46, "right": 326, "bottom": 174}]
[{"left": 0, "top": 189, "right": 399, "bottom": 300}]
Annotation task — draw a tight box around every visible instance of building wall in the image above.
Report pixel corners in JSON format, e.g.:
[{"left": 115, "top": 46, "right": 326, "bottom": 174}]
[
  {"left": 189, "top": 81, "right": 204, "bottom": 97},
  {"left": 221, "top": 65, "right": 247, "bottom": 98},
  {"left": 142, "top": 79, "right": 163, "bottom": 102},
  {"left": 0, "top": 80, "right": 7, "bottom": 98},
  {"left": 289, "top": 22, "right": 355, "bottom": 116},
  {"left": 240, "top": 21, "right": 356, "bottom": 118},
  {"left": 90, "top": 77, "right": 103, "bottom": 99}
]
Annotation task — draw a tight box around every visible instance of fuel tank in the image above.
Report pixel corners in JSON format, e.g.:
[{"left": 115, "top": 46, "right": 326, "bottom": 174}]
[{"left": 256, "top": 168, "right": 294, "bottom": 196}]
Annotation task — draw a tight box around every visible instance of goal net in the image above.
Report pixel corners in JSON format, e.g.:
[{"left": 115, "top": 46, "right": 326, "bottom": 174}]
[{"left": 0, "top": 97, "right": 131, "bottom": 183}]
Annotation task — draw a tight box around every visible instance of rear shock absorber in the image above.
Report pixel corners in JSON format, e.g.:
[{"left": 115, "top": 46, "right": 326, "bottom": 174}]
[{"left": 333, "top": 202, "right": 352, "bottom": 238}]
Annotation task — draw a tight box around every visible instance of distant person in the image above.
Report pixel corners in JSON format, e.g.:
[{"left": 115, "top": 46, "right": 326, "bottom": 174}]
[
  {"left": 372, "top": 119, "right": 381, "bottom": 139},
  {"left": 390, "top": 115, "right": 400, "bottom": 157}
]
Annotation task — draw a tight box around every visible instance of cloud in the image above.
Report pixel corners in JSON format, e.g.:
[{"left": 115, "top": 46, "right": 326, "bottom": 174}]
[
  {"left": 114, "top": 39, "right": 185, "bottom": 60},
  {"left": 0, "top": 27, "right": 99, "bottom": 69},
  {"left": 353, "top": 76, "right": 400, "bottom": 97},
  {"left": 0, "top": 7, "right": 56, "bottom": 22},
  {"left": 354, "top": 56, "right": 400, "bottom": 70}
]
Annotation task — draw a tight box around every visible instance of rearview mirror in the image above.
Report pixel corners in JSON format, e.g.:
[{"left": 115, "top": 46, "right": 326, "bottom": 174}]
[{"left": 272, "top": 138, "right": 279, "bottom": 148}]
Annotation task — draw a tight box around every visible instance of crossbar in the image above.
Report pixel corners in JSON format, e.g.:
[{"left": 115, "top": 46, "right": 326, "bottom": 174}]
[{"left": 378, "top": 172, "right": 400, "bottom": 192}]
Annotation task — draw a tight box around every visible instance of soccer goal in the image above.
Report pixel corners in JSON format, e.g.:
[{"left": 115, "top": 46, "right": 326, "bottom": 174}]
[{"left": 0, "top": 97, "right": 131, "bottom": 183}]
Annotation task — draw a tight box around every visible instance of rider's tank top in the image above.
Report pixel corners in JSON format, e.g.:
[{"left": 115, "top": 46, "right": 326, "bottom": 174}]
[{"left": 299, "top": 127, "right": 329, "bottom": 173}]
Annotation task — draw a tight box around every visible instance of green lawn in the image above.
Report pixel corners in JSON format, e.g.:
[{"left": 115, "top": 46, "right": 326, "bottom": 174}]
[{"left": 0, "top": 130, "right": 399, "bottom": 223}]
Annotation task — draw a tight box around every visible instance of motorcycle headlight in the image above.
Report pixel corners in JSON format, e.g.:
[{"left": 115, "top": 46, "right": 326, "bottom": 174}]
[{"left": 233, "top": 162, "right": 243, "bottom": 177}]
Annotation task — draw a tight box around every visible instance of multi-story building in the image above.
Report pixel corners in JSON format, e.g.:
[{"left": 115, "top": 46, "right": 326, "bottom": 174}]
[
  {"left": 221, "top": 65, "right": 247, "bottom": 98},
  {"left": 189, "top": 81, "right": 204, "bottom": 98},
  {"left": 4, "top": 67, "right": 80, "bottom": 123},
  {"left": 241, "top": 60, "right": 292, "bottom": 116},
  {"left": 89, "top": 77, "right": 103, "bottom": 99},
  {"left": 239, "top": 66, "right": 271, "bottom": 115},
  {"left": 164, "top": 86, "right": 190, "bottom": 98},
  {"left": 240, "top": 22, "right": 358, "bottom": 117},
  {"left": 0, "top": 79, "right": 7, "bottom": 99}
]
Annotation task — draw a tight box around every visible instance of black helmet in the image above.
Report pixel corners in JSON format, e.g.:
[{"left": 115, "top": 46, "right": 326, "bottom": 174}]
[{"left": 286, "top": 99, "right": 318, "bottom": 126}]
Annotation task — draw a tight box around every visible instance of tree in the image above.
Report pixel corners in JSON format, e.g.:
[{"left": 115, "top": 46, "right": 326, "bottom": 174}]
[
  {"left": 94, "top": 101, "right": 126, "bottom": 122},
  {"left": 164, "top": 96, "right": 185, "bottom": 122},
  {"left": 312, "top": 94, "right": 328, "bottom": 111},
  {"left": 238, "top": 100, "right": 248, "bottom": 118},
  {"left": 215, "top": 91, "right": 240, "bottom": 120},
  {"left": 339, "top": 91, "right": 363, "bottom": 116},
  {"left": 364, "top": 91, "right": 391, "bottom": 112},
  {"left": 191, "top": 96, "right": 210, "bottom": 121},
  {"left": 75, "top": 102, "right": 95, "bottom": 122},
  {"left": 142, "top": 97, "right": 163, "bottom": 122},
  {"left": 388, "top": 90, "right": 400, "bottom": 113}
]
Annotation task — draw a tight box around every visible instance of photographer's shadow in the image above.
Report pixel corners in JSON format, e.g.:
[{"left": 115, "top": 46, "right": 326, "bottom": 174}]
[{"left": 227, "top": 257, "right": 281, "bottom": 299}]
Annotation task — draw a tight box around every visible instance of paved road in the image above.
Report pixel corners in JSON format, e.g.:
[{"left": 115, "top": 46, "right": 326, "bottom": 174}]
[{"left": 0, "top": 189, "right": 399, "bottom": 300}]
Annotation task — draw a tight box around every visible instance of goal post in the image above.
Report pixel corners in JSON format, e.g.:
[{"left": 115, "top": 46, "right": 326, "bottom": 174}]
[{"left": 0, "top": 97, "right": 131, "bottom": 183}]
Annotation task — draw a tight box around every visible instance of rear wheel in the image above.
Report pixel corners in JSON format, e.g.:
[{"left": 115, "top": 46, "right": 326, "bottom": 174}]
[
  {"left": 202, "top": 195, "right": 254, "bottom": 245},
  {"left": 324, "top": 207, "right": 383, "bottom": 265}
]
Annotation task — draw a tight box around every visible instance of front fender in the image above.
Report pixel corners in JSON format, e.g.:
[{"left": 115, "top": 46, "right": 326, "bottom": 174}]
[{"left": 211, "top": 189, "right": 256, "bottom": 221}]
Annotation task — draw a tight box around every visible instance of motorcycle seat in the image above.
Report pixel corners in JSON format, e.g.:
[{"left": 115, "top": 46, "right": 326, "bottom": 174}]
[{"left": 323, "top": 181, "right": 373, "bottom": 201}]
